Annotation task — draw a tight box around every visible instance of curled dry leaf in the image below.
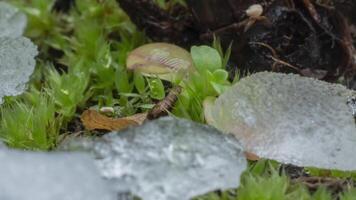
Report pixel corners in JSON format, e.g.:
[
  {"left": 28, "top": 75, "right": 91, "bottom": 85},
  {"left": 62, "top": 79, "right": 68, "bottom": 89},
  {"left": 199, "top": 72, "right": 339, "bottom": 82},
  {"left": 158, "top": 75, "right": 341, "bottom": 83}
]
[
  {"left": 244, "top": 151, "right": 260, "bottom": 161},
  {"left": 81, "top": 110, "right": 147, "bottom": 131}
]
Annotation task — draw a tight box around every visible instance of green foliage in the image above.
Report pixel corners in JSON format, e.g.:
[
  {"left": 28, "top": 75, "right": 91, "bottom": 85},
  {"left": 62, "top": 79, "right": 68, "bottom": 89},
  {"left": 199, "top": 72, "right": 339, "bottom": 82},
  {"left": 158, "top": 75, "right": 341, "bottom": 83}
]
[
  {"left": 196, "top": 160, "right": 356, "bottom": 200},
  {"left": 238, "top": 172, "right": 290, "bottom": 200},
  {"left": 242, "top": 160, "right": 292, "bottom": 200},
  {"left": 148, "top": 78, "right": 165, "bottom": 100},
  {"left": 196, "top": 171, "right": 344, "bottom": 200},
  {"left": 0, "top": 91, "right": 60, "bottom": 150},
  {"left": 312, "top": 188, "right": 332, "bottom": 200},
  {"left": 340, "top": 189, "right": 356, "bottom": 200},
  {"left": 45, "top": 67, "right": 90, "bottom": 121},
  {"left": 0, "top": 0, "right": 149, "bottom": 150},
  {"left": 212, "top": 37, "right": 232, "bottom": 70},
  {"left": 248, "top": 159, "right": 280, "bottom": 176},
  {"left": 306, "top": 167, "right": 356, "bottom": 180},
  {"left": 191, "top": 45, "right": 222, "bottom": 73},
  {"left": 195, "top": 170, "right": 310, "bottom": 200},
  {"left": 10, "top": 0, "right": 69, "bottom": 52},
  {"left": 173, "top": 44, "right": 232, "bottom": 122}
]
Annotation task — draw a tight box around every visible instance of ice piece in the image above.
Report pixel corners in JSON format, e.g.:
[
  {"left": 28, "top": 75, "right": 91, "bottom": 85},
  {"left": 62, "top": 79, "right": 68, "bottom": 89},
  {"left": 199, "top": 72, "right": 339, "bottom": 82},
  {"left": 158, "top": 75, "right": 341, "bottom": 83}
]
[
  {"left": 211, "top": 72, "right": 356, "bottom": 171},
  {"left": 347, "top": 96, "right": 356, "bottom": 118},
  {"left": 0, "top": 148, "right": 116, "bottom": 200},
  {"left": 62, "top": 117, "right": 247, "bottom": 200},
  {"left": 0, "top": 37, "right": 38, "bottom": 104},
  {"left": 0, "top": 2, "right": 27, "bottom": 38}
]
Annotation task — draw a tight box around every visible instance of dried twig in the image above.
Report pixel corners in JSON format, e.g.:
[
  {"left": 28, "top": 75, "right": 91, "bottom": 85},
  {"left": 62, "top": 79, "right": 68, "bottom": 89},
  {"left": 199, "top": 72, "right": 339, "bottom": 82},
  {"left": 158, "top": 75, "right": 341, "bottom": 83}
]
[{"left": 147, "top": 86, "right": 182, "bottom": 120}]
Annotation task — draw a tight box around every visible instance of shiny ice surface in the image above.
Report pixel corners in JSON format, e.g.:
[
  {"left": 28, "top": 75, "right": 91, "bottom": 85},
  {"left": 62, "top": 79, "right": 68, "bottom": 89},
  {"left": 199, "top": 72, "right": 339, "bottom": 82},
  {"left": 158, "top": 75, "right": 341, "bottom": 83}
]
[
  {"left": 63, "top": 117, "right": 247, "bottom": 200},
  {"left": 211, "top": 72, "right": 356, "bottom": 171},
  {"left": 0, "top": 2, "right": 27, "bottom": 38},
  {"left": 0, "top": 37, "right": 37, "bottom": 104},
  {"left": 0, "top": 148, "right": 116, "bottom": 200}
]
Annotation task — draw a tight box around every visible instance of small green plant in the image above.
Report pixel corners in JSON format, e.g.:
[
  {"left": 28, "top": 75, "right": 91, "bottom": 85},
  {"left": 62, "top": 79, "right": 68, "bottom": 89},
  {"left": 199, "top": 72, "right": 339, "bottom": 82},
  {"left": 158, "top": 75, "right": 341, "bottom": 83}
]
[
  {"left": 45, "top": 67, "right": 90, "bottom": 122},
  {"left": 0, "top": 0, "right": 148, "bottom": 150},
  {"left": 238, "top": 172, "right": 290, "bottom": 200},
  {"left": 340, "top": 189, "right": 356, "bottom": 200},
  {"left": 173, "top": 43, "right": 232, "bottom": 122},
  {"left": 0, "top": 90, "right": 60, "bottom": 150},
  {"left": 306, "top": 167, "right": 356, "bottom": 180},
  {"left": 11, "top": 0, "right": 69, "bottom": 52}
]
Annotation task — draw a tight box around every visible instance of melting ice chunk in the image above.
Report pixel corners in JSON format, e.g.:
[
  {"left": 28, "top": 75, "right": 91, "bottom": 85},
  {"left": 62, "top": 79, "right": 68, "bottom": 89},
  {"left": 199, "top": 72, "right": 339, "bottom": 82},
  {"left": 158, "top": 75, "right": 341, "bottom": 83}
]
[
  {"left": 0, "top": 148, "right": 116, "bottom": 200},
  {"left": 211, "top": 72, "right": 356, "bottom": 171},
  {"left": 0, "top": 37, "right": 38, "bottom": 104},
  {"left": 62, "top": 117, "right": 247, "bottom": 200},
  {"left": 0, "top": 2, "right": 27, "bottom": 38}
]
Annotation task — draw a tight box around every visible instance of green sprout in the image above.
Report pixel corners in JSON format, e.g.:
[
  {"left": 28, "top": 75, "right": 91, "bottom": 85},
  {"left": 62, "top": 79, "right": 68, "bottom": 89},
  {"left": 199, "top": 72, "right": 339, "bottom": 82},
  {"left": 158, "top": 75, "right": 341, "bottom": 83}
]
[
  {"left": 0, "top": 90, "right": 60, "bottom": 150},
  {"left": 173, "top": 43, "right": 232, "bottom": 122}
]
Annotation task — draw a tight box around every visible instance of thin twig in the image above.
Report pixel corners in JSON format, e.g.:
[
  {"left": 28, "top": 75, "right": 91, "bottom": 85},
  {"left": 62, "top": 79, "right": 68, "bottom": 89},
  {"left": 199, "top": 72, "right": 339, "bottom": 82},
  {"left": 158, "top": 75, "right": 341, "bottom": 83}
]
[{"left": 147, "top": 86, "right": 182, "bottom": 120}]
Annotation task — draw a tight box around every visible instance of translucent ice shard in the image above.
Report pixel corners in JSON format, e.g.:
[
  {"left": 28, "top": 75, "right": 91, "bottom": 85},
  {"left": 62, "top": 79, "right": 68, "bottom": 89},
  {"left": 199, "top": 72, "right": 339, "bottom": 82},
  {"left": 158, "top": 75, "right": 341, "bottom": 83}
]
[
  {"left": 0, "top": 148, "right": 116, "bottom": 200},
  {"left": 0, "top": 2, "right": 27, "bottom": 38},
  {"left": 0, "top": 37, "right": 38, "bottom": 104},
  {"left": 210, "top": 72, "right": 356, "bottom": 171},
  {"left": 62, "top": 117, "right": 247, "bottom": 200}
]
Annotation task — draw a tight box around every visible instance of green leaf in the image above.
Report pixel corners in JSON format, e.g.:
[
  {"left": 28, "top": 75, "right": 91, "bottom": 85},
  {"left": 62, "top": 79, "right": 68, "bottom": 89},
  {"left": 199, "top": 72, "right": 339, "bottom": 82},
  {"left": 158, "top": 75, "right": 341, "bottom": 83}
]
[
  {"left": 115, "top": 64, "right": 132, "bottom": 94},
  {"left": 210, "top": 82, "right": 229, "bottom": 95},
  {"left": 148, "top": 78, "right": 165, "bottom": 100},
  {"left": 191, "top": 45, "right": 222, "bottom": 73},
  {"left": 134, "top": 72, "right": 146, "bottom": 94},
  {"left": 212, "top": 69, "right": 229, "bottom": 83},
  {"left": 212, "top": 36, "right": 232, "bottom": 69}
]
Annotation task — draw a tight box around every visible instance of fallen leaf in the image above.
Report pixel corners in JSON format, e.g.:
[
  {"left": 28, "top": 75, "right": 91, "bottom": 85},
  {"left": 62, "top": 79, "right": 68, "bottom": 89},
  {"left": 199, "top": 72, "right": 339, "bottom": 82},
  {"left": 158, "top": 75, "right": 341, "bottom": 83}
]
[
  {"left": 244, "top": 151, "right": 260, "bottom": 161},
  {"left": 81, "top": 110, "right": 147, "bottom": 131}
]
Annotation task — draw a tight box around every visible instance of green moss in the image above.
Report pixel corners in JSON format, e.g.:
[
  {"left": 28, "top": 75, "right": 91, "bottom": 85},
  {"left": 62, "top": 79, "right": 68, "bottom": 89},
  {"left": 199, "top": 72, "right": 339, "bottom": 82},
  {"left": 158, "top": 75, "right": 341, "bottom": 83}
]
[{"left": 0, "top": 90, "right": 60, "bottom": 150}]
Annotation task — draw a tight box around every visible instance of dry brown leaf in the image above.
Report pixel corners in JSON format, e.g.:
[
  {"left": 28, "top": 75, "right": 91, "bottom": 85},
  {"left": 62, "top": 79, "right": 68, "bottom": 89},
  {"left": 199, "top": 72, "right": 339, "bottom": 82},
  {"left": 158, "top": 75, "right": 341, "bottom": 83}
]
[
  {"left": 81, "top": 110, "right": 147, "bottom": 131},
  {"left": 244, "top": 151, "right": 260, "bottom": 161}
]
